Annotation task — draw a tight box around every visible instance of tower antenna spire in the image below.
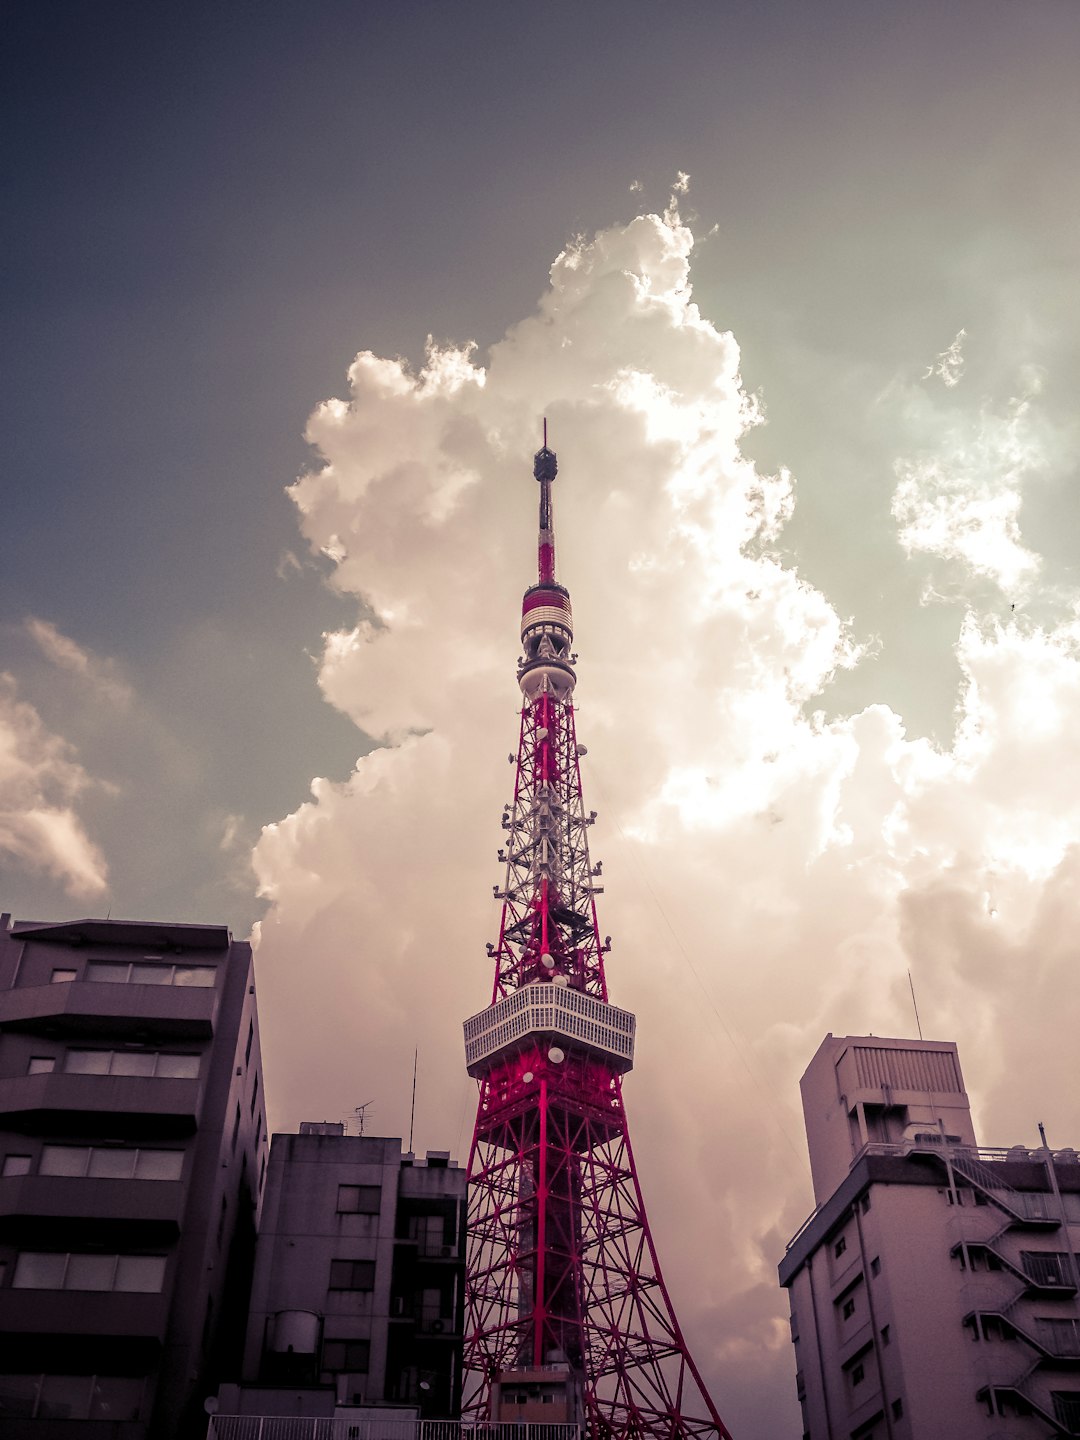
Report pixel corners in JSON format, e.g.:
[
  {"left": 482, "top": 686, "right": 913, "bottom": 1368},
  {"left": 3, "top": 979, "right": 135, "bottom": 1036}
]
[{"left": 461, "top": 444, "right": 733, "bottom": 1438}]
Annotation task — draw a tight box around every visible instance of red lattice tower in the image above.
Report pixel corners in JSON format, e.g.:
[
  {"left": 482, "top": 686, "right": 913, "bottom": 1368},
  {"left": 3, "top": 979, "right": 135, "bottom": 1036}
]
[{"left": 462, "top": 435, "right": 733, "bottom": 1439}]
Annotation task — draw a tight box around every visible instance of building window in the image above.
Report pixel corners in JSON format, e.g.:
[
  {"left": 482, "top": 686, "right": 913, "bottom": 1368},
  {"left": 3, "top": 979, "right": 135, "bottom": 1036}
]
[
  {"left": 232, "top": 1103, "right": 242, "bottom": 1152},
  {"left": 259, "top": 1154, "right": 266, "bottom": 1193},
  {"left": 27, "top": 1057, "right": 56, "bottom": 1075},
  {"left": 39, "top": 1145, "right": 183, "bottom": 1180},
  {"left": 860, "top": 1193, "right": 871, "bottom": 1213},
  {"left": 850, "top": 1362, "right": 865, "bottom": 1387},
  {"left": 834, "top": 1236, "right": 847, "bottom": 1258},
  {"left": 842, "top": 1298, "right": 856, "bottom": 1320},
  {"left": 63, "top": 1050, "right": 199, "bottom": 1079},
  {"left": 870, "top": 1256, "right": 881, "bottom": 1277},
  {"left": 255, "top": 1113, "right": 262, "bottom": 1149},
  {"left": 50, "top": 968, "right": 77, "bottom": 984},
  {"left": 329, "top": 1259, "right": 376, "bottom": 1290},
  {"left": 84, "top": 960, "right": 216, "bottom": 987},
  {"left": 1, "top": 1155, "right": 32, "bottom": 1177},
  {"left": 881, "top": 1324, "right": 890, "bottom": 1346},
  {"left": 12, "top": 1252, "right": 166, "bottom": 1293},
  {"left": 891, "top": 1398, "right": 904, "bottom": 1419},
  {"left": 338, "top": 1185, "right": 381, "bottom": 1215},
  {"left": 322, "top": 1339, "right": 370, "bottom": 1372},
  {"left": 250, "top": 1071, "right": 259, "bottom": 1116},
  {"left": 245, "top": 1020, "right": 254, "bottom": 1066},
  {"left": 0, "top": 1374, "right": 143, "bottom": 1421}
]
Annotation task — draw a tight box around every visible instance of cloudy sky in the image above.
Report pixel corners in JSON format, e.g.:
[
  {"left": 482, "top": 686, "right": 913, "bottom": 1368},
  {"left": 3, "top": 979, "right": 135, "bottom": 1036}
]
[{"left": 3, "top": 3, "right": 1080, "bottom": 1434}]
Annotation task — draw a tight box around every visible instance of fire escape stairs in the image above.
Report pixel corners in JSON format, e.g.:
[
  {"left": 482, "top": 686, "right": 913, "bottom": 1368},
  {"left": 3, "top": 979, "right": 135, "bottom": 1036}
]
[
  {"left": 950, "top": 1240, "right": 1079, "bottom": 1299},
  {"left": 929, "top": 1147, "right": 1060, "bottom": 1228},
  {"left": 977, "top": 1367, "right": 1080, "bottom": 1438},
  {"left": 967, "top": 1308, "right": 1080, "bottom": 1363}
]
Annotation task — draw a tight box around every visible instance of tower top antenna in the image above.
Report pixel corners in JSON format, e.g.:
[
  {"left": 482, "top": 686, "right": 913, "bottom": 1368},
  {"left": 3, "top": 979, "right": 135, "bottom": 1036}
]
[{"left": 532, "top": 423, "right": 558, "bottom": 584}]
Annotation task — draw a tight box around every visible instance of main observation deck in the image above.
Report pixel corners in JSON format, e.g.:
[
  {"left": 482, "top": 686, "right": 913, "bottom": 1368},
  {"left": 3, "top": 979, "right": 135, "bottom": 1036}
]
[{"left": 464, "top": 983, "right": 635, "bottom": 1078}]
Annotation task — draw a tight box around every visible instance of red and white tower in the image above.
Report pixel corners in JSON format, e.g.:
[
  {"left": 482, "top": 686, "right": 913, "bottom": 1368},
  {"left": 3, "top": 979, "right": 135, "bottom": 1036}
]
[{"left": 462, "top": 437, "right": 733, "bottom": 1439}]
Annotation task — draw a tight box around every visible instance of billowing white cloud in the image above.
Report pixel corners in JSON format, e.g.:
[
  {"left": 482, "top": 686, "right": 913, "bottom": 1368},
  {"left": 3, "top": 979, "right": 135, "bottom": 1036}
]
[
  {"left": 0, "top": 673, "right": 109, "bottom": 897},
  {"left": 252, "top": 209, "right": 1080, "bottom": 1439},
  {"left": 923, "top": 326, "right": 967, "bottom": 388},
  {"left": 891, "top": 381, "right": 1045, "bottom": 596}
]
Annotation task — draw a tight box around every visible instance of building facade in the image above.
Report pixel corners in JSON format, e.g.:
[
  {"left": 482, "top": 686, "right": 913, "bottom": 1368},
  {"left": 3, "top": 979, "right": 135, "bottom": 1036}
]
[
  {"left": 213, "top": 1126, "right": 467, "bottom": 1427},
  {"left": 0, "top": 913, "right": 267, "bottom": 1438},
  {"left": 779, "top": 1033, "right": 1080, "bottom": 1439}
]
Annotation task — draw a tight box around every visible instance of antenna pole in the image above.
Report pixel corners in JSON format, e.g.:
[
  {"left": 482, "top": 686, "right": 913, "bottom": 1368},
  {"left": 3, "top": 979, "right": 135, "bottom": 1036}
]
[
  {"left": 907, "top": 970, "right": 923, "bottom": 1041},
  {"left": 408, "top": 1048, "right": 418, "bottom": 1154}
]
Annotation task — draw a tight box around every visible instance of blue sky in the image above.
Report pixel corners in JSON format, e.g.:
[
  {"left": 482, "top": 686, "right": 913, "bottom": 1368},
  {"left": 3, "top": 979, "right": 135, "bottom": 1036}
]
[{"left": 3, "top": 5, "right": 1080, "bottom": 1435}]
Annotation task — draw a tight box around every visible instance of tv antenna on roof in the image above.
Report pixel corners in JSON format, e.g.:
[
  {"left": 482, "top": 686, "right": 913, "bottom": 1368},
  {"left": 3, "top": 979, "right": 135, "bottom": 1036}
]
[{"left": 353, "top": 1101, "right": 373, "bottom": 1137}]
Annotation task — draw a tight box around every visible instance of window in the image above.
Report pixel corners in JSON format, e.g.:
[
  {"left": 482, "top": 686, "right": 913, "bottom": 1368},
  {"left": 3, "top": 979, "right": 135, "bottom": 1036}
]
[
  {"left": 834, "top": 1236, "right": 847, "bottom": 1258},
  {"left": 63, "top": 1050, "right": 199, "bottom": 1079},
  {"left": 850, "top": 1363, "right": 865, "bottom": 1387},
  {"left": 891, "top": 1398, "right": 904, "bottom": 1419},
  {"left": 50, "top": 968, "right": 77, "bottom": 984},
  {"left": 880, "top": 1324, "right": 891, "bottom": 1346},
  {"left": 232, "top": 1102, "right": 241, "bottom": 1152},
  {"left": 28, "top": 1056, "right": 56, "bottom": 1075},
  {"left": 2, "top": 1155, "right": 31, "bottom": 1177},
  {"left": 12, "top": 1252, "right": 166, "bottom": 1293},
  {"left": 254, "top": 1113, "right": 262, "bottom": 1149},
  {"left": 40, "top": 1146, "right": 188, "bottom": 1183},
  {"left": 338, "top": 1185, "right": 381, "bottom": 1215},
  {"left": 245, "top": 1020, "right": 254, "bottom": 1066},
  {"left": 842, "top": 1298, "right": 856, "bottom": 1320},
  {"left": 84, "top": 960, "right": 215, "bottom": 987},
  {"left": 0, "top": 1374, "right": 143, "bottom": 1421},
  {"left": 860, "top": 1193, "right": 871, "bottom": 1213},
  {"left": 870, "top": 1256, "right": 881, "bottom": 1277},
  {"left": 322, "top": 1339, "right": 370, "bottom": 1372},
  {"left": 329, "top": 1259, "right": 376, "bottom": 1290},
  {"left": 250, "top": 1070, "right": 259, "bottom": 1116}
]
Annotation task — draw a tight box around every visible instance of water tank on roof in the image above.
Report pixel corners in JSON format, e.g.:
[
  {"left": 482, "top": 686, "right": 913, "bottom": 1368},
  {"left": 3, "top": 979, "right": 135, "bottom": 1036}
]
[{"left": 268, "top": 1310, "right": 320, "bottom": 1354}]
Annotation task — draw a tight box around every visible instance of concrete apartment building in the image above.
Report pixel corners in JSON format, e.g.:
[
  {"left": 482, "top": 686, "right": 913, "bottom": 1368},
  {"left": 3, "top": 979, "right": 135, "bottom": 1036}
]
[
  {"left": 211, "top": 1125, "right": 467, "bottom": 1432},
  {"left": 0, "top": 913, "right": 268, "bottom": 1438},
  {"left": 779, "top": 1034, "right": 1080, "bottom": 1440}
]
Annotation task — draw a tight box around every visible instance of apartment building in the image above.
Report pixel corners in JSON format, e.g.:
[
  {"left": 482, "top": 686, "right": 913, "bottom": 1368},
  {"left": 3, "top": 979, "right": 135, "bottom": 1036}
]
[
  {"left": 0, "top": 913, "right": 267, "bottom": 1438},
  {"left": 212, "top": 1125, "right": 467, "bottom": 1427},
  {"left": 779, "top": 1034, "right": 1080, "bottom": 1439}
]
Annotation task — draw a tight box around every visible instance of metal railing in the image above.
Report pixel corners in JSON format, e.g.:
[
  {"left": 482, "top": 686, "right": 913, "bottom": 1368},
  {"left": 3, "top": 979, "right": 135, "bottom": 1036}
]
[
  {"left": 784, "top": 1142, "right": 1078, "bottom": 1252},
  {"left": 209, "top": 1422, "right": 581, "bottom": 1440}
]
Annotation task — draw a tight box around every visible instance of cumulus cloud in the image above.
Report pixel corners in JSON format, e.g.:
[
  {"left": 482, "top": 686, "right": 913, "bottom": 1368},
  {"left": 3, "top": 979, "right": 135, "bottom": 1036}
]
[
  {"left": 891, "top": 381, "right": 1046, "bottom": 597},
  {"left": 0, "top": 673, "right": 109, "bottom": 897},
  {"left": 252, "top": 208, "right": 1079, "bottom": 1439}
]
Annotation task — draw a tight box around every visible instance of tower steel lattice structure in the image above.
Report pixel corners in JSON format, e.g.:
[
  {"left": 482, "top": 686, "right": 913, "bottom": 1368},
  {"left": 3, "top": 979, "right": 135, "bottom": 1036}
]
[{"left": 462, "top": 437, "right": 733, "bottom": 1440}]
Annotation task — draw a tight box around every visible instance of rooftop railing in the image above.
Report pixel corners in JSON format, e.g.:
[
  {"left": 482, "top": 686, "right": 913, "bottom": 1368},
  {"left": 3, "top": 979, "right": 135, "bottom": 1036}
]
[{"left": 209, "top": 1422, "right": 581, "bottom": 1440}]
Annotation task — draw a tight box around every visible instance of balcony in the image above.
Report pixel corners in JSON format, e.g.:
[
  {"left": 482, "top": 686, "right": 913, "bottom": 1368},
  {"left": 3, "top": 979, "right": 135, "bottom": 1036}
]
[
  {"left": 0, "top": 1173, "right": 183, "bottom": 1234},
  {"left": 0, "top": 979, "right": 217, "bottom": 1040},
  {"left": 0, "top": 1286, "right": 169, "bottom": 1341},
  {"left": 0, "top": 1072, "right": 200, "bottom": 1136}
]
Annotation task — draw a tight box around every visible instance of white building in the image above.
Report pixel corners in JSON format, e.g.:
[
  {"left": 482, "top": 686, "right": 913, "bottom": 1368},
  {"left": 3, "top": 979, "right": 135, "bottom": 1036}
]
[{"left": 779, "top": 1034, "right": 1080, "bottom": 1439}]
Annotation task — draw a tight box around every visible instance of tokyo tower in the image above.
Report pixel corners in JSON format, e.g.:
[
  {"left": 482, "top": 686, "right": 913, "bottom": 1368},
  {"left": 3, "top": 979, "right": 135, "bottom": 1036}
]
[{"left": 461, "top": 435, "right": 733, "bottom": 1439}]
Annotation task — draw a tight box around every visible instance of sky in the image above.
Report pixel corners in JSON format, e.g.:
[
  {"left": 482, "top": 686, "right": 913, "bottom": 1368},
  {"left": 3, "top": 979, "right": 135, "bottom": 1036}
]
[{"left": 3, "top": 3, "right": 1080, "bottom": 1435}]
